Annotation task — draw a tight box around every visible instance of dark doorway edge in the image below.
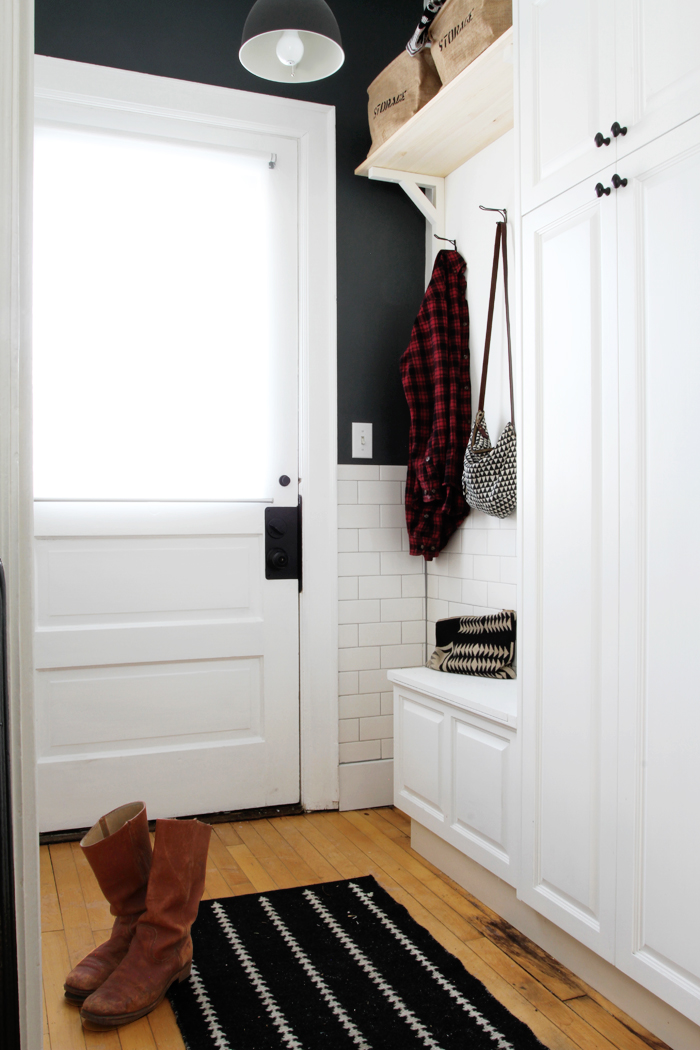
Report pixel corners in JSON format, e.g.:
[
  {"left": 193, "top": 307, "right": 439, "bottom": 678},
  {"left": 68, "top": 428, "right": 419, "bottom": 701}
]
[{"left": 39, "top": 802, "right": 308, "bottom": 845}]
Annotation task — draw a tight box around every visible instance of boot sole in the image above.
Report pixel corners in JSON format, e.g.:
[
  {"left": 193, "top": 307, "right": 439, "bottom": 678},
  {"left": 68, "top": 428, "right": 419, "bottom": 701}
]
[
  {"left": 80, "top": 962, "right": 191, "bottom": 1030},
  {"left": 64, "top": 986, "right": 92, "bottom": 1004}
]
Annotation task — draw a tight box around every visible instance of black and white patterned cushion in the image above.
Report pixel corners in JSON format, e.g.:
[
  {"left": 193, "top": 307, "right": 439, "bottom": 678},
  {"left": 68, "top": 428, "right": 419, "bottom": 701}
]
[{"left": 427, "top": 609, "right": 516, "bottom": 678}]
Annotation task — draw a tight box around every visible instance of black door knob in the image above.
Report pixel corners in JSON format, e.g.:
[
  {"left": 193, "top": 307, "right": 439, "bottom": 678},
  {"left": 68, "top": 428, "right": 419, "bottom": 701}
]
[
  {"left": 595, "top": 182, "right": 611, "bottom": 197},
  {"left": 267, "top": 548, "right": 289, "bottom": 570},
  {"left": 611, "top": 121, "right": 627, "bottom": 137},
  {"left": 595, "top": 131, "right": 611, "bottom": 147},
  {"left": 611, "top": 173, "right": 628, "bottom": 189}
]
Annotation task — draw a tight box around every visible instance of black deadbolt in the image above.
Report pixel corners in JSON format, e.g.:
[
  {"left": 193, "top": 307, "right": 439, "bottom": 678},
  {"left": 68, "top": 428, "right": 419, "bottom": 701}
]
[{"left": 267, "top": 517, "right": 288, "bottom": 538}]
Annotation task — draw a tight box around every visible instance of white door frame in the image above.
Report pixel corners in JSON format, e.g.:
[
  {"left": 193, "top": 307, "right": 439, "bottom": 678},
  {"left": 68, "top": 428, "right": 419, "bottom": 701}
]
[
  {"left": 1, "top": 2, "right": 41, "bottom": 1047},
  {"left": 33, "top": 56, "right": 340, "bottom": 816},
  {"left": 2, "top": 41, "right": 339, "bottom": 1045}
]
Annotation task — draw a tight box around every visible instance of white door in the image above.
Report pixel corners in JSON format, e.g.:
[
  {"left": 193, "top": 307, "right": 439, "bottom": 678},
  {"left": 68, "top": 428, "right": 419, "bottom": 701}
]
[
  {"left": 33, "top": 110, "right": 301, "bottom": 831},
  {"left": 615, "top": 0, "right": 700, "bottom": 160},
  {"left": 615, "top": 115, "right": 700, "bottom": 1024},
  {"left": 520, "top": 168, "right": 620, "bottom": 960},
  {"left": 519, "top": 0, "right": 617, "bottom": 213}
]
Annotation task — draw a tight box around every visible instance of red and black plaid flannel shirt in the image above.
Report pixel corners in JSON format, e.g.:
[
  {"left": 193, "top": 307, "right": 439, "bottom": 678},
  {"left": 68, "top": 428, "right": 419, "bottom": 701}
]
[{"left": 400, "top": 250, "right": 471, "bottom": 560}]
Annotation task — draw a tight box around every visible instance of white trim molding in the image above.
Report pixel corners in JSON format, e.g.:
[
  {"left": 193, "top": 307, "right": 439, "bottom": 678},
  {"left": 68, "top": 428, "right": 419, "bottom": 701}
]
[
  {"left": 1, "top": 1, "right": 41, "bottom": 1047},
  {"left": 33, "top": 56, "right": 340, "bottom": 814}
]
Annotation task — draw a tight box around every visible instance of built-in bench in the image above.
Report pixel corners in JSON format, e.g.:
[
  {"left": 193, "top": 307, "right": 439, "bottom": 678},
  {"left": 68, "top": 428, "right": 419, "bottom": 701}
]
[{"left": 387, "top": 667, "right": 519, "bottom": 886}]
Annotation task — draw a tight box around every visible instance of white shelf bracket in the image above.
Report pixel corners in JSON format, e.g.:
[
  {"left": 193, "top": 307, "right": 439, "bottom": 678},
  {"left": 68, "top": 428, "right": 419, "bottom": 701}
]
[{"left": 368, "top": 167, "right": 446, "bottom": 285}]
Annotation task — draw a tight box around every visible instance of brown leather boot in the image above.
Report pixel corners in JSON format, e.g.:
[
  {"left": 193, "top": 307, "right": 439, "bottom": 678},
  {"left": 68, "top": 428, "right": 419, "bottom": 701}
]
[
  {"left": 80, "top": 817, "right": 211, "bottom": 1029},
  {"left": 64, "top": 801, "right": 152, "bottom": 1003}
]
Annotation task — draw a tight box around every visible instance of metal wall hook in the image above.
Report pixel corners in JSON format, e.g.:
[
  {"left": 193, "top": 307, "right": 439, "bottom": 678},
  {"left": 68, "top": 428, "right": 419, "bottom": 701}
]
[
  {"left": 434, "top": 234, "right": 457, "bottom": 251},
  {"left": 479, "top": 204, "right": 507, "bottom": 224}
]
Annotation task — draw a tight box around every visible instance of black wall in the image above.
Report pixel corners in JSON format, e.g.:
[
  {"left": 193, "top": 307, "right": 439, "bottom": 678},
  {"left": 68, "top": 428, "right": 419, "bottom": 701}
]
[{"left": 35, "top": 0, "right": 427, "bottom": 465}]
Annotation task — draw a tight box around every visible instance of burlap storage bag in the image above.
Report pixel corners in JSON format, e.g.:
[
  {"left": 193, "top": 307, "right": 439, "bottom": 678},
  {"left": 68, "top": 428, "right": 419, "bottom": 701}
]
[
  {"left": 367, "top": 49, "right": 441, "bottom": 153},
  {"left": 430, "top": 0, "right": 512, "bottom": 85}
]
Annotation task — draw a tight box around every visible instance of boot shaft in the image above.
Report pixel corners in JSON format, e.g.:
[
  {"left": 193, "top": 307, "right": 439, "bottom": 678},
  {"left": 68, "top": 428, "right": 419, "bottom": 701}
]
[
  {"left": 81, "top": 801, "right": 152, "bottom": 917},
  {"left": 137, "top": 818, "right": 211, "bottom": 960}
]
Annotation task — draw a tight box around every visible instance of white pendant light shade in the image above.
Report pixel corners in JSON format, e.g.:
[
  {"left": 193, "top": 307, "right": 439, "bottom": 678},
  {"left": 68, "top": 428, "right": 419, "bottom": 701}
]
[{"left": 240, "top": 0, "right": 344, "bottom": 83}]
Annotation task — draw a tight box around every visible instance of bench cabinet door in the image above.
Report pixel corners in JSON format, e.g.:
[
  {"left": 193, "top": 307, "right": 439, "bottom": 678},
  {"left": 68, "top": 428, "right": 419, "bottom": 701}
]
[{"left": 393, "top": 686, "right": 518, "bottom": 887}]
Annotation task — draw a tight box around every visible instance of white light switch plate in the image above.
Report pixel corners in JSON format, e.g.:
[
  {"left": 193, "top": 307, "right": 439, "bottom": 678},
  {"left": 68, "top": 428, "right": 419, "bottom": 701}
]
[{"left": 352, "top": 422, "right": 373, "bottom": 459}]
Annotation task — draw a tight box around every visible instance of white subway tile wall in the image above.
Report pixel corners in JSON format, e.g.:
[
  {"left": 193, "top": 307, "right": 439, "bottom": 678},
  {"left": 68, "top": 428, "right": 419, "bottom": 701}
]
[
  {"left": 337, "top": 467, "right": 515, "bottom": 764},
  {"left": 426, "top": 509, "right": 517, "bottom": 648},
  {"left": 337, "top": 464, "right": 425, "bottom": 764}
]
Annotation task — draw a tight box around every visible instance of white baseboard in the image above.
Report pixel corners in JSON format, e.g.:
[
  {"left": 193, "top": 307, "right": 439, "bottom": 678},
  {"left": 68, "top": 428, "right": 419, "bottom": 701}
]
[
  {"left": 412, "top": 822, "right": 700, "bottom": 1050},
  {"left": 338, "top": 759, "right": 393, "bottom": 811}
]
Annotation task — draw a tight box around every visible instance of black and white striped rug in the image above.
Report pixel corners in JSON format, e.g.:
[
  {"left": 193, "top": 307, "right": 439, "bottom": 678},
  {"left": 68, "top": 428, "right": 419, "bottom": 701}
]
[{"left": 168, "top": 877, "right": 545, "bottom": 1050}]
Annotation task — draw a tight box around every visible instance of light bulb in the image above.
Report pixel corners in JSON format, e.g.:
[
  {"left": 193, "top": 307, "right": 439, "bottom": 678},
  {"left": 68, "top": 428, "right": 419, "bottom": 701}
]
[{"left": 276, "top": 30, "right": 305, "bottom": 68}]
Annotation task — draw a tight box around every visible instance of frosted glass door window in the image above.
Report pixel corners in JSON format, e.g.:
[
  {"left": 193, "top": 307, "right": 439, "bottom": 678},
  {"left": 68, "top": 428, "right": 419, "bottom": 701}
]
[{"left": 33, "top": 123, "right": 291, "bottom": 499}]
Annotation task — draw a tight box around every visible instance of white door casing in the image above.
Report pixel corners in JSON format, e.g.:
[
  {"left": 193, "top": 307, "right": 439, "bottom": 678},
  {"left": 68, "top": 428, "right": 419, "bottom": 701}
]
[
  {"left": 615, "top": 114, "right": 700, "bottom": 1025},
  {"left": 520, "top": 171, "right": 620, "bottom": 960},
  {"left": 0, "top": 1, "right": 42, "bottom": 1047},
  {"left": 33, "top": 57, "right": 339, "bottom": 826}
]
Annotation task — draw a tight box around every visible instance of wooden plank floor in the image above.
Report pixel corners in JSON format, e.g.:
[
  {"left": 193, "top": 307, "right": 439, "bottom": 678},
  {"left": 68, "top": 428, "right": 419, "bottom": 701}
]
[{"left": 41, "top": 808, "right": 669, "bottom": 1050}]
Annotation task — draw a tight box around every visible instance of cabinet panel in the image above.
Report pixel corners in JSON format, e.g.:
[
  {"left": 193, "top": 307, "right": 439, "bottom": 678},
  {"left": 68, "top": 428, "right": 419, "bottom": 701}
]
[
  {"left": 521, "top": 176, "right": 619, "bottom": 959},
  {"left": 616, "top": 0, "right": 700, "bottom": 159},
  {"left": 616, "top": 116, "right": 700, "bottom": 1024},
  {"left": 452, "top": 720, "right": 510, "bottom": 859},
  {"left": 519, "top": 0, "right": 617, "bottom": 213},
  {"left": 396, "top": 695, "right": 444, "bottom": 819}
]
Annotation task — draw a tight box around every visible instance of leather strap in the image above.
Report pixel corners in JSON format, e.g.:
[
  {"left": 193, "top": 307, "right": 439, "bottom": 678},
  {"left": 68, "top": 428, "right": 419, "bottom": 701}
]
[{"left": 474, "top": 222, "right": 514, "bottom": 432}]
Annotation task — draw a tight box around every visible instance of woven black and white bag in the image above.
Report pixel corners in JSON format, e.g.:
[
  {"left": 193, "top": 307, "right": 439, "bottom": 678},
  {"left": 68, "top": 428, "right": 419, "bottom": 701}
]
[
  {"left": 462, "top": 218, "right": 516, "bottom": 518},
  {"left": 427, "top": 609, "right": 516, "bottom": 678}
]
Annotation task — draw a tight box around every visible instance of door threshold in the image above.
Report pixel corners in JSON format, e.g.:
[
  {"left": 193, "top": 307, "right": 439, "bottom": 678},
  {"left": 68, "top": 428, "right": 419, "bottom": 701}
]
[{"left": 39, "top": 802, "right": 305, "bottom": 845}]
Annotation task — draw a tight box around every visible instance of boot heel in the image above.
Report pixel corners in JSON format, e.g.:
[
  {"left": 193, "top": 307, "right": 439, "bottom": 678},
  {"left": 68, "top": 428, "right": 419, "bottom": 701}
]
[{"left": 177, "top": 961, "right": 192, "bottom": 982}]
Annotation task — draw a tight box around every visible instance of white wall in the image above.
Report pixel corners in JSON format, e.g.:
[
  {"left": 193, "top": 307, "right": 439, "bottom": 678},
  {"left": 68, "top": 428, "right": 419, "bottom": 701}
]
[{"left": 427, "top": 130, "right": 517, "bottom": 648}]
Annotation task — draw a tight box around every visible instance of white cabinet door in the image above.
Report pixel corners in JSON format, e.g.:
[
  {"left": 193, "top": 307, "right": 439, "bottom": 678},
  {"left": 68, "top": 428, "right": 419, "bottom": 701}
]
[
  {"left": 615, "top": 115, "right": 700, "bottom": 1025},
  {"left": 520, "top": 172, "right": 620, "bottom": 959},
  {"left": 393, "top": 686, "right": 519, "bottom": 887},
  {"left": 519, "top": 0, "right": 617, "bottom": 213},
  {"left": 615, "top": 0, "right": 700, "bottom": 160}
]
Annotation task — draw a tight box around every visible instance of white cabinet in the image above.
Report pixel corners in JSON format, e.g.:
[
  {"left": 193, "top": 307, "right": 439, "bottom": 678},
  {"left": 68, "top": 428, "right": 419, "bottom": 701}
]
[
  {"left": 389, "top": 669, "right": 519, "bottom": 888},
  {"left": 519, "top": 0, "right": 617, "bottom": 213},
  {"left": 615, "top": 0, "right": 700, "bottom": 162},
  {"left": 521, "top": 107, "right": 700, "bottom": 1021},
  {"left": 520, "top": 171, "right": 621, "bottom": 960},
  {"left": 519, "top": 0, "right": 700, "bottom": 213},
  {"left": 615, "top": 115, "right": 700, "bottom": 1024}
]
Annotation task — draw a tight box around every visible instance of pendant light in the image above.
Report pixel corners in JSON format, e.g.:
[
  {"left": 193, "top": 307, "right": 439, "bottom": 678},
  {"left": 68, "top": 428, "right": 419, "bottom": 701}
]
[{"left": 240, "top": 0, "right": 344, "bottom": 83}]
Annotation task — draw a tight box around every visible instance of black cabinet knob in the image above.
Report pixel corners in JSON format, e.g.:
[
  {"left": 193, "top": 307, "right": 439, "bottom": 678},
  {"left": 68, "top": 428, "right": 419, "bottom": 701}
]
[
  {"left": 595, "top": 131, "right": 611, "bottom": 147},
  {"left": 595, "top": 182, "right": 611, "bottom": 197},
  {"left": 611, "top": 121, "right": 627, "bottom": 137},
  {"left": 267, "top": 548, "right": 289, "bottom": 570},
  {"left": 612, "top": 173, "right": 628, "bottom": 189}
]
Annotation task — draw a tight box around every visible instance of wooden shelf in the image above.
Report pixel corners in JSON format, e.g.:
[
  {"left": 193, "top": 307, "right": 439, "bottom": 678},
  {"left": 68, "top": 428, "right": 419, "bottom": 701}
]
[{"left": 355, "top": 27, "right": 513, "bottom": 179}]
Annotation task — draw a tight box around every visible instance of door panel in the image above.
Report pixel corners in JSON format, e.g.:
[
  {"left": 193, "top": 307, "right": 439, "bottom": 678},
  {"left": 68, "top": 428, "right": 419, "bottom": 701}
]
[
  {"left": 35, "top": 503, "right": 299, "bottom": 831},
  {"left": 519, "top": 0, "right": 617, "bottom": 212},
  {"left": 616, "top": 0, "right": 700, "bottom": 159},
  {"left": 520, "top": 174, "right": 619, "bottom": 959},
  {"left": 616, "top": 115, "right": 700, "bottom": 1024}
]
